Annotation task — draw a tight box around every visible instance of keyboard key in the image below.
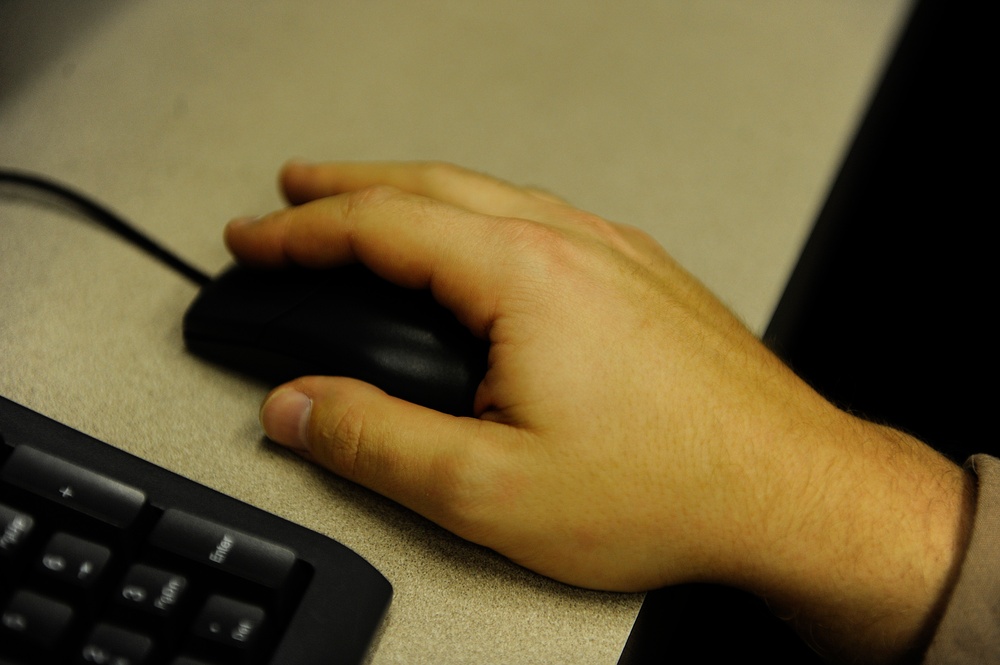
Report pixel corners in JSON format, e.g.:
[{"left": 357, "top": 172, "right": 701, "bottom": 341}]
[
  {"left": 192, "top": 595, "right": 265, "bottom": 651},
  {"left": 36, "top": 532, "right": 112, "bottom": 590},
  {"left": 1, "top": 590, "right": 73, "bottom": 649},
  {"left": 2, "top": 445, "right": 146, "bottom": 528},
  {"left": 0, "top": 503, "right": 34, "bottom": 560},
  {"left": 116, "top": 564, "right": 189, "bottom": 619},
  {"left": 80, "top": 623, "right": 153, "bottom": 665},
  {"left": 149, "top": 510, "right": 296, "bottom": 590}
]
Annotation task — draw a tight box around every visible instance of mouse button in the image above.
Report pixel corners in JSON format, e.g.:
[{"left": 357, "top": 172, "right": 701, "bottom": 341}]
[
  {"left": 256, "top": 289, "right": 459, "bottom": 371},
  {"left": 273, "top": 286, "right": 450, "bottom": 354},
  {"left": 265, "top": 268, "right": 432, "bottom": 339},
  {"left": 259, "top": 296, "right": 347, "bottom": 348},
  {"left": 183, "top": 267, "right": 317, "bottom": 344}
]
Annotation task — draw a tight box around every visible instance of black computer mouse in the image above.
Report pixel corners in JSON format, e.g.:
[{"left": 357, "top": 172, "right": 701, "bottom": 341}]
[{"left": 183, "top": 264, "right": 489, "bottom": 416}]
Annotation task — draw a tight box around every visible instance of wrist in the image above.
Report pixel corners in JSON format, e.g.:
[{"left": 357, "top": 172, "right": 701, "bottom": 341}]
[{"left": 730, "top": 411, "right": 973, "bottom": 662}]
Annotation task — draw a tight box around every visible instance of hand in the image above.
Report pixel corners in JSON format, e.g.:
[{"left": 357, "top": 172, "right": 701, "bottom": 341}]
[{"left": 225, "top": 161, "right": 972, "bottom": 663}]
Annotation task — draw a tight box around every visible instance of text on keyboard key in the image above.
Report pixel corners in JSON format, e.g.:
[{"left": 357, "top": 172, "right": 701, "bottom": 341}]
[
  {"left": 0, "top": 503, "right": 34, "bottom": 560},
  {"left": 192, "top": 595, "right": 266, "bottom": 651},
  {"left": 36, "top": 532, "right": 112, "bottom": 590},
  {"left": 148, "top": 509, "right": 297, "bottom": 590},
  {"left": 81, "top": 623, "right": 154, "bottom": 665},
  {"left": 116, "top": 563, "right": 189, "bottom": 619},
  {"left": 1, "top": 590, "right": 74, "bottom": 650},
  {"left": 1, "top": 445, "right": 146, "bottom": 528}
]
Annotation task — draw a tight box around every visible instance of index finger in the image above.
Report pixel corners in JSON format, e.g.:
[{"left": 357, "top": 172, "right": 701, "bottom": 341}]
[
  {"left": 224, "top": 185, "right": 522, "bottom": 335},
  {"left": 281, "top": 160, "right": 567, "bottom": 219}
]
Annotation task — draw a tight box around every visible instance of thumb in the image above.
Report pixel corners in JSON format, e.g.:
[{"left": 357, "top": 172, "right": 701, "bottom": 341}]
[{"left": 259, "top": 376, "right": 497, "bottom": 524}]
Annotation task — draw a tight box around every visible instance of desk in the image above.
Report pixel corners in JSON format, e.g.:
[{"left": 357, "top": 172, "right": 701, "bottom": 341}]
[{"left": 0, "top": 2, "right": 909, "bottom": 662}]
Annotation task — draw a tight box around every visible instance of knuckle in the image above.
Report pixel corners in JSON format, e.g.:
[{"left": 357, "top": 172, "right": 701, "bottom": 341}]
[
  {"left": 426, "top": 452, "right": 473, "bottom": 506},
  {"left": 426, "top": 448, "right": 502, "bottom": 531},
  {"left": 499, "top": 218, "right": 587, "bottom": 275},
  {"left": 497, "top": 217, "right": 564, "bottom": 253},
  {"left": 344, "top": 183, "right": 400, "bottom": 210},
  {"left": 523, "top": 186, "right": 567, "bottom": 205},
  {"left": 314, "top": 401, "right": 369, "bottom": 477},
  {"left": 618, "top": 224, "right": 660, "bottom": 254},
  {"left": 626, "top": 225, "right": 658, "bottom": 247},
  {"left": 339, "top": 185, "right": 408, "bottom": 237},
  {"left": 418, "top": 160, "right": 463, "bottom": 181},
  {"left": 573, "top": 211, "right": 628, "bottom": 245},
  {"left": 561, "top": 212, "right": 663, "bottom": 264},
  {"left": 414, "top": 161, "right": 472, "bottom": 196},
  {"left": 423, "top": 426, "right": 523, "bottom": 529},
  {"left": 426, "top": 428, "right": 506, "bottom": 520}
]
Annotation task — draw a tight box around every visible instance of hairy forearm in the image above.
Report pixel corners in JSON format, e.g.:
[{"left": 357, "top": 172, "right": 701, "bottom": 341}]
[{"left": 739, "top": 413, "right": 975, "bottom": 663}]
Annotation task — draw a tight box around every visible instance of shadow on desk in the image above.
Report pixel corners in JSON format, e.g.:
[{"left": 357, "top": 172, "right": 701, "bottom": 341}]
[{"left": 620, "top": 0, "right": 992, "bottom": 661}]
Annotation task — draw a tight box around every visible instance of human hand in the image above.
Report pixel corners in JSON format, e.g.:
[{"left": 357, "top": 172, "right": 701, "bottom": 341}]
[{"left": 225, "top": 161, "right": 971, "bottom": 662}]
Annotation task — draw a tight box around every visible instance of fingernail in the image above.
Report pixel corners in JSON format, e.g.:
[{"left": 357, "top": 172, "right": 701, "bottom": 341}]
[{"left": 260, "top": 388, "right": 312, "bottom": 451}]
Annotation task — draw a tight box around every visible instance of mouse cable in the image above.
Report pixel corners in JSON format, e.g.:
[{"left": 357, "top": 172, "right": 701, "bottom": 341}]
[{"left": 0, "top": 168, "right": 211, "bottom": 287}]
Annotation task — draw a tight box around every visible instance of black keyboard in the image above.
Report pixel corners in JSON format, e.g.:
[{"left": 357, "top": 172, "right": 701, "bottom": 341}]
[{"left": 0, "top": 396, "right": 392, "bottom": 665}]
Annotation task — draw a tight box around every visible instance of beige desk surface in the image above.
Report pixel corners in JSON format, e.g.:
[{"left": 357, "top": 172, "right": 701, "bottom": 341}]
[{"left": 1, "top": 2, "right": 909, "bottom": 662}]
